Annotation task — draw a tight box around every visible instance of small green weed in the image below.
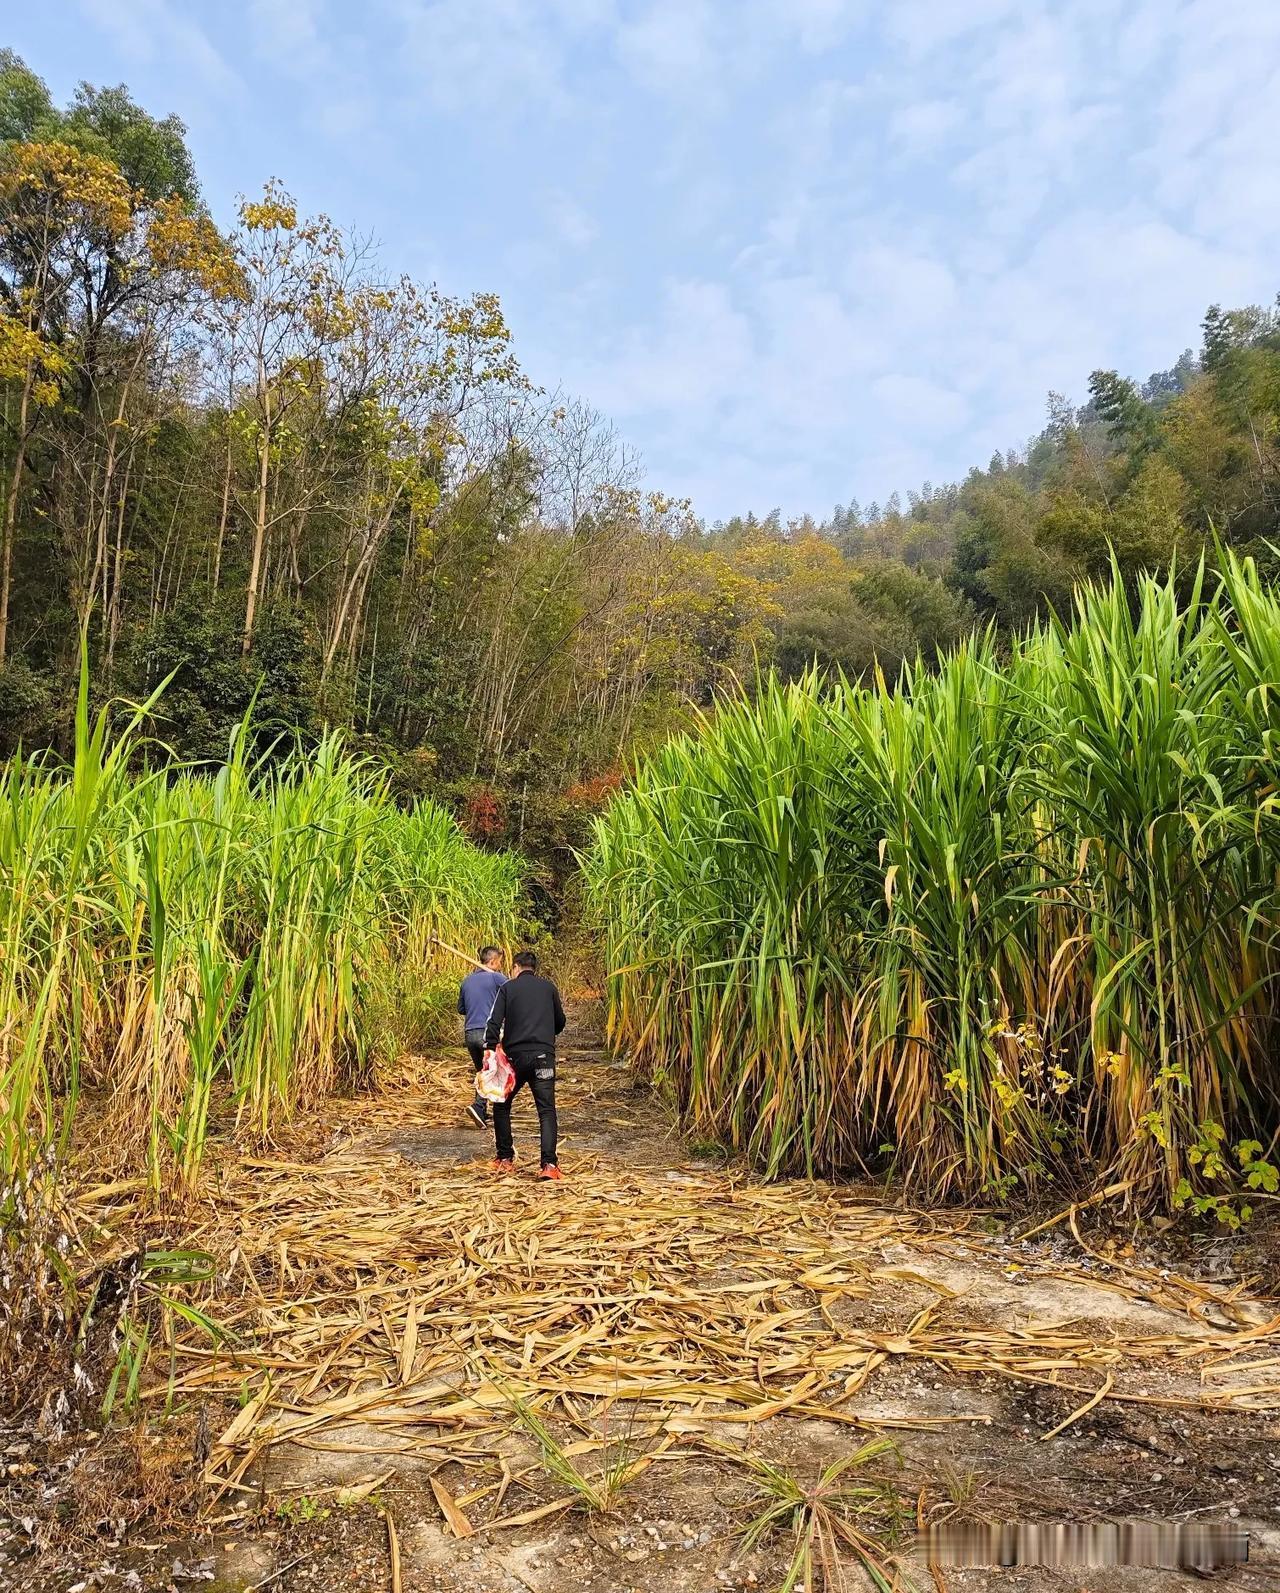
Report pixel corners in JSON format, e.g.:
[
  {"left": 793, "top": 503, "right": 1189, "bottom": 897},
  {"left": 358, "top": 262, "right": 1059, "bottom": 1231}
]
[
  {"left": 486, "top": 1363, "right": 654, "bottom": 1514},
  {"left": 276, "top": 1493, "right": 330, "bottom": 1525},
  {"left": 734, "top": 1438, "right": 912, "bottom": 1592}
]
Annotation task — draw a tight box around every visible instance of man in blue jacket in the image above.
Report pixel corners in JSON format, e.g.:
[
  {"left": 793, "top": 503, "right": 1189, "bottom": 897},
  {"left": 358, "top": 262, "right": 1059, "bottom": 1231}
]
[{"left": 458, "top": 946, "right": 507, "bottom": 1127}]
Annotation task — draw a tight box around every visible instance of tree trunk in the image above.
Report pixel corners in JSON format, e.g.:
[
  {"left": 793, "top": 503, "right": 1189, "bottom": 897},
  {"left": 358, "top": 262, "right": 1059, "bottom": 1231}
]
[
  {"left": 243, "top": 395, "right": 271, "bottom": 656},
  {"left": 0, "top": 372, "right": 34, "bottom": 666},
  {"left": 105, "top": 452, "right": 134, "bottom": 680},
  {"left": 213, "top": 433, "right": 232, "bottom": 591}
]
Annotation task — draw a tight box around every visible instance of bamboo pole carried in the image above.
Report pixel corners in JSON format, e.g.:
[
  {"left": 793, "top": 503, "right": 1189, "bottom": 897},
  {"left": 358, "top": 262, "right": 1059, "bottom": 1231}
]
[{"left": 429, "top": 934, "right": 495, "bottom": 971}]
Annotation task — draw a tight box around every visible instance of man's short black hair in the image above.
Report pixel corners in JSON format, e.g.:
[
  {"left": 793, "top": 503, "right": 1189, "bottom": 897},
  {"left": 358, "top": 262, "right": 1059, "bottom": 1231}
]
[
  {"left": 513, "top": 950, "right": 538, "bottom": 971},
  {"left": 478, "top": 945, "right": 502, "bottom": 965}
]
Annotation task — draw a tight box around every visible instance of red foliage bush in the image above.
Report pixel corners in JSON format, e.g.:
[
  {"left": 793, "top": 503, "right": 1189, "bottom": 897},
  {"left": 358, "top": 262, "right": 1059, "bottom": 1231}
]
[
  {"left": 562, "top": 769, "right": 622, "bottom": 809},
  {"left": 460, "top": 784, "right": 505, "bottom": 839}
]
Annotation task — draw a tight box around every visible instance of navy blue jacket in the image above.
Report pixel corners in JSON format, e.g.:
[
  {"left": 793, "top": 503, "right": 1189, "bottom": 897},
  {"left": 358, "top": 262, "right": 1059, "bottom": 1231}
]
[{"left": 458, "top": 968, "right": 507, "bottom": 1032}]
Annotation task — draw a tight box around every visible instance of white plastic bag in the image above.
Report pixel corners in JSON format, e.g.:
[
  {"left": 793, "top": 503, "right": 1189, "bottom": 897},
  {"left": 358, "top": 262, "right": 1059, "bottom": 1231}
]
[{"left": 477, "top": 1044, "right": 515, "bottom": 1102}]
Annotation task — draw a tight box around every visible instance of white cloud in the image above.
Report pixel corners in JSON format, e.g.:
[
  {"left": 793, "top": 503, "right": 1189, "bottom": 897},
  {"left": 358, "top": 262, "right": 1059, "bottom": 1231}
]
[
  {"left": 870, "top": 374, "right": 966, "bottom": 433},
  {"left": 737, "top": 0, "right": 867, "bottom": 55},
  {"left": 546, "top": 190, "right": 598, "bottom": 249},
  {"left": 886, "top": 0, "right": 1025, "bottom": 55},
  {"left": 377, "top": 0, "right": 867, "bottom": 128},
  {"left": 78, "top": 0, "right": 242, "bottom": 95},
  {"left": 384, "top": 0, "right": 589, "bottom": 114},
  {"left": 889, "top": 98, "right": 963, "bottom": 156},
  {"left": 848, "top": 245, "right": 957, "bottom": 329},
  {"left": 783, "top": 0, "right": 866, "bottom": 52},
  {"left": 615, "top": 0, "right": 719, "bottom": 97},
  {"left": 610, "top": 0, "right": 866, "bottom": 104},
  {"left": 567, "top": 278, "right": 754, "bottom": 418},
  {"left": 249, "top": 0, "right": 329, "bottom": 73}
]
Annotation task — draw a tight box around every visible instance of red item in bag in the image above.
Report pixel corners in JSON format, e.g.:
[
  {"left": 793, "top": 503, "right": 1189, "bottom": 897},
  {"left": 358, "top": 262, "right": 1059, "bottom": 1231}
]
[{"left": 477, "top": 1044, "right": 515, "bottom": 1102}]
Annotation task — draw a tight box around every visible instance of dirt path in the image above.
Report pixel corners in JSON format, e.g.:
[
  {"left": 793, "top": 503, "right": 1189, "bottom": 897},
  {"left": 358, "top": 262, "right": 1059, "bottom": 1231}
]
[{"left": 15, "top": 1008, "right": 1280, "bottom": 1591}]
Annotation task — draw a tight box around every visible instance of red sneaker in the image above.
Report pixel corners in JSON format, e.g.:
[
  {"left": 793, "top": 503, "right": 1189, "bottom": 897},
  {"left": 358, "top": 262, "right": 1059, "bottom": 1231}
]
[
  {"left": 490, "top": 1157, "right": 515, "bottom": 1173},
  {"left": 538, "top": 1165, "right": 564, "bottom": 1181}
]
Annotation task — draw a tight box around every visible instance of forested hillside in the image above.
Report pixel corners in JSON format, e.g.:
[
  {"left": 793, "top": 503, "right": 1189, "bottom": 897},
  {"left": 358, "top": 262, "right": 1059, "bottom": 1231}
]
[
  {"left": 715, "top": 312, "right": 1280, "bottom": 671},
  {"left": 4, "top": 47, "right": 1280, "bottom": 859}
]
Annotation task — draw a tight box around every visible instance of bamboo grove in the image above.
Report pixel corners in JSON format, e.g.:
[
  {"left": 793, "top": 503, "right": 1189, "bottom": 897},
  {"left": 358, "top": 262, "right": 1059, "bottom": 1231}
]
[
  {"left": 588, "top": 555, "right": 1280, "bottom": 1216},
  {"left": 0, "top": 671, "right": 524, "bottom": 1192}
]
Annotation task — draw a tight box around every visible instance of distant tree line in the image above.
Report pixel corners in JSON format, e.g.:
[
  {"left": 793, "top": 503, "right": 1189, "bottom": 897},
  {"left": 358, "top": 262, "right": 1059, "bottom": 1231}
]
[{"left": 765, "top": 299, "right": 1280, "bottom": 648}]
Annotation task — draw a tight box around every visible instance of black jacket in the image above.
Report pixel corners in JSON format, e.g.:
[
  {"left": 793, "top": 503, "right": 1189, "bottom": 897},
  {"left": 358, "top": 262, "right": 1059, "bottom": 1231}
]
[{"left": 485, "top": 971, "right": 566, "bottom": 1051}]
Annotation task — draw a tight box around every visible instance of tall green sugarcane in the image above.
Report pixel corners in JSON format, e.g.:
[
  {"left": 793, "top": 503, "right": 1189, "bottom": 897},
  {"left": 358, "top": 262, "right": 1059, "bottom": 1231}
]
[{"left": 587, "top": 562, "right": 1280, "bottom": 1208}]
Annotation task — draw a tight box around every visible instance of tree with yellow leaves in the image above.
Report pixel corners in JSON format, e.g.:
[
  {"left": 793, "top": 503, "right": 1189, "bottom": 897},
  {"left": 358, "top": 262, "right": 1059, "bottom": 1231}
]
[{"left": 0, "top": 139, "right": 133, "bottom": 661}]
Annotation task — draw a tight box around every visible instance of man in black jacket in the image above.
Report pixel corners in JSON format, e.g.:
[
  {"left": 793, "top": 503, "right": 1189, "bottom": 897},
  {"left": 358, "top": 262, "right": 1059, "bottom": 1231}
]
[{"left": 484, "top": 950, "right": 567, "bottom": 1179}]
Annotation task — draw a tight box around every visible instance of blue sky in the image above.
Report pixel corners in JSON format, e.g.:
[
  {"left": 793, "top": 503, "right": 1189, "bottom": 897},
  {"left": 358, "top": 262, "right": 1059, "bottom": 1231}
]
[{"left": 11, "top": 1, "right": 1280, "bottom": 521}]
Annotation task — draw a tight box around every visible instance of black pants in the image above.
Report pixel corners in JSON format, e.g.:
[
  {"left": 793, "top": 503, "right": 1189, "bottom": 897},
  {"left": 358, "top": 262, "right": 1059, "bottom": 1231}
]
[
  {"left": 492, "top": 1045, "right": 557, "bottom": 1167},
  {"left": 465, "top": 1030, "right": 487, "bottom": 1117}
]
